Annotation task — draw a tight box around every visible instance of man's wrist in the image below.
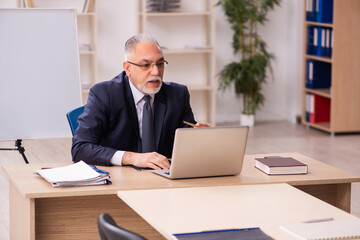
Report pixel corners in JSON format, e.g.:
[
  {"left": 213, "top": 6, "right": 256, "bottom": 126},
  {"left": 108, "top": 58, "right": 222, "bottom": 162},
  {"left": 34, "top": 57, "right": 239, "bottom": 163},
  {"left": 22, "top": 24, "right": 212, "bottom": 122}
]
[
  {"left": 110, "top": 151, "right": 125, "bottom": 166},
  {"left": 121, "top": 151, "right": 136, "bottom": 166}
]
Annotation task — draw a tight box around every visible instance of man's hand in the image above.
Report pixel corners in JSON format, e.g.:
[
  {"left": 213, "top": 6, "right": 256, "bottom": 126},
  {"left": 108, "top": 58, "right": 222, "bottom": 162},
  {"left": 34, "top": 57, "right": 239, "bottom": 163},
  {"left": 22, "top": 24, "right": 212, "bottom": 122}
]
[
  {"left": 195, "top": 122, "right": 210, "bottom": 128},
  {"left": 122, "top": 151, "right": 170, "bottom": 170}
]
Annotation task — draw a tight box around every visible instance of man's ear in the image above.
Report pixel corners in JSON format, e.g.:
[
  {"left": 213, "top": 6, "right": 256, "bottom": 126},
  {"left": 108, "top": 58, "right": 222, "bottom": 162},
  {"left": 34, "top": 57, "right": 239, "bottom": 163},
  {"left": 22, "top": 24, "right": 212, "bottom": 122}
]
[{"left": 123, "top": 61, "right": 131, "bottom": 77}]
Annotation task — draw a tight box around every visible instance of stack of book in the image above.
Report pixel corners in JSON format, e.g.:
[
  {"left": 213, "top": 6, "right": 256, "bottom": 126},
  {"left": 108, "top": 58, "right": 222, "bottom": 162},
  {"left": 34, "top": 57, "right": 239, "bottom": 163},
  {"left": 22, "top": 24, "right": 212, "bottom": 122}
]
[{"left": 36, "top": 161, "right": 111, "bottom": 187}]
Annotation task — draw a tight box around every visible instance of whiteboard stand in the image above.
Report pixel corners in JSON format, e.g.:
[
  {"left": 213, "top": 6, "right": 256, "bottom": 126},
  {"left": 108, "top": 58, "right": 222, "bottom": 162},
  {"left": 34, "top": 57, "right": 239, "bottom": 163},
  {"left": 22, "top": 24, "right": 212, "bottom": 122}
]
[{"left": 0, "top": 139, "right": 29, "bottom": 164}]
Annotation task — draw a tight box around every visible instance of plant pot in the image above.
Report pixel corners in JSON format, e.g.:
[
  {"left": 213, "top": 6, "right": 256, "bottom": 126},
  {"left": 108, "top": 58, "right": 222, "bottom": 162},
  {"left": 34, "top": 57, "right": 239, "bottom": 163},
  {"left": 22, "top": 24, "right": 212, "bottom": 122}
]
[{"left": 240, "top": 114, "right": 254, "bottom": 127}]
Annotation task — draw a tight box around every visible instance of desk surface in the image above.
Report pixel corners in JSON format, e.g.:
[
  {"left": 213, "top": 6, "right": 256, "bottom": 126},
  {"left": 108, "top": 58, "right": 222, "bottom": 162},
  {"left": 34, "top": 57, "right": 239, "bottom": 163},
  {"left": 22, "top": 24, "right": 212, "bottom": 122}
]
[
  {"left": 3, "top": 152, "right": 360, "bottom": 199},
  {"left": 117, "top": 184, "right": 360, "bottom": 240},
  {"left": 4, "top": 152, "right": 360, "bottom": 240}
]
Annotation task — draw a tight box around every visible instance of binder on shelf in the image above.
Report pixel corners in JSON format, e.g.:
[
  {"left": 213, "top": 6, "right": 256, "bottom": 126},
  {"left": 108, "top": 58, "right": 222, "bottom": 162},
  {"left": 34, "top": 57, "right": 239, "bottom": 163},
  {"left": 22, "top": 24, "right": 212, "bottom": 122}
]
[
  {"left": 313, "top": 27, "right": 318, "bottom": 56},
  {"left": 306, "top": 93, "right": 315, "bottom": 123},
  {"left": 306, "top": 0, "right": 316, "bottom": 22},
  {"left": 307, "top": 26, "right": 332, "bottom": 58},
  {"left": 306, "top": 26, "right": 315, "bottom": 55},
  {"left": 327, "top": 28, "right": 333, "bottom": 58},
  {"left": 306, "top": 60, "right": 331, "bottom": 89},
  {"left": 320, "top": 28, "right": 327, "bottom": 57},
  {"left": 316, "top": 0, "right": 333, "bottom": 23},
  {"left": 305, "top": 93, "right": 311, "bottom": 123},
  {"left": 316, "top": 27, "right": 323, "bottom": 57},
  {"left": 308, "top": 94, "right": 330, "bottom": 123}
]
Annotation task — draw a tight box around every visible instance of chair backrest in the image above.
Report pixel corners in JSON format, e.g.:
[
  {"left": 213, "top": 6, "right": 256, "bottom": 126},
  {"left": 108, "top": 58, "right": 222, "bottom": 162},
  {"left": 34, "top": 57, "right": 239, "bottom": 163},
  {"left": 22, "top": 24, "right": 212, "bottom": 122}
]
[
  {"left": 66, "top": 106, "right": 85, "bottom": 135},
  {"left": 98, "top": 213, "right": 147, "bottom": 240}
]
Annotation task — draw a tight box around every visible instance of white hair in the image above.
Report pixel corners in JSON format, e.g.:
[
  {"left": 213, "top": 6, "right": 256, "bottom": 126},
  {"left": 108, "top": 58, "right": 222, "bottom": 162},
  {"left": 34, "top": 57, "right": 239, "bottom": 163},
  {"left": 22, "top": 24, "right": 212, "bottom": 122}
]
[{"left": 124, "top": 33, "right": 161, "bottom": 61}]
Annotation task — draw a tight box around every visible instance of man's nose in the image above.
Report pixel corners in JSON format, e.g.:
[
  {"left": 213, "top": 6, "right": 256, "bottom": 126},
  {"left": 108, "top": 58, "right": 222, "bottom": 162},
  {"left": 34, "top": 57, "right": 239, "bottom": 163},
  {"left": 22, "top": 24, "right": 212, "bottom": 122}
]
[{"left": 150, "top": 63, "right": 160, "bottom": 75}]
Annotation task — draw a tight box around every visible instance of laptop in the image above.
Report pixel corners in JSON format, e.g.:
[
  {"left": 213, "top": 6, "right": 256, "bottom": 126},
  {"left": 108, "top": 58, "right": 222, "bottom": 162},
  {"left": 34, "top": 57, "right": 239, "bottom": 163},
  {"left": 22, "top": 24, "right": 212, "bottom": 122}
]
[{"left": 151, "top": 126, "right": 249, "bottom": 179}]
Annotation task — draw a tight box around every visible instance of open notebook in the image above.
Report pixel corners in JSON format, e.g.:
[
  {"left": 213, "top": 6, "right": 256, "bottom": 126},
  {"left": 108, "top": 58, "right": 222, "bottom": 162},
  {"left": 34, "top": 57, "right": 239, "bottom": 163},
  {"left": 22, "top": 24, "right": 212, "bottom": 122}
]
[{"left": 280, "top": 219, "right": 360, "bottom": 240}]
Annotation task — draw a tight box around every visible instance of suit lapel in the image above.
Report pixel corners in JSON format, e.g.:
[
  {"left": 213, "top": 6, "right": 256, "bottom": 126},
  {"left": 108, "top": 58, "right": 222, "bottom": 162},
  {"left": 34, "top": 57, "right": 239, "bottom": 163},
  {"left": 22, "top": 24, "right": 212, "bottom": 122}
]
[{"left": 154, "top": 89, "right": 166, "bottom": 151}]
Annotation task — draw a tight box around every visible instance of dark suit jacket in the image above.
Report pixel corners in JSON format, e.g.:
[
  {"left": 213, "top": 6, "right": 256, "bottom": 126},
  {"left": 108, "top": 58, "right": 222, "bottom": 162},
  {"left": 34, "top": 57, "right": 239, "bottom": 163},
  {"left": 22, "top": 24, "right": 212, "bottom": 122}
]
[{"left": 71, "top": 71, "right": 196, "bottom": 166}]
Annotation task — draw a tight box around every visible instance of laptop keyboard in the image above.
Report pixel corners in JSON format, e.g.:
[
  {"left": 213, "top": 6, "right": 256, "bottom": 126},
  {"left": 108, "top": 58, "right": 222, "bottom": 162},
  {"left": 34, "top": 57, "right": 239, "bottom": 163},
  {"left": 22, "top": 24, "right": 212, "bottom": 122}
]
[{"left": 164, "top": 170, "right": 170, "bottom": 175}]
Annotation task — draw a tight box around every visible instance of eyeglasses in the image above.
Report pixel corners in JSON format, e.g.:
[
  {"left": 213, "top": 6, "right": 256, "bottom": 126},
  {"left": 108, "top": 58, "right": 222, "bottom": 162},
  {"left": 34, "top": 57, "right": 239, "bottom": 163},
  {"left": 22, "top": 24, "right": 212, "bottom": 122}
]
[{"left": 127, "top": 60, "right": 168, "bottom": 71}]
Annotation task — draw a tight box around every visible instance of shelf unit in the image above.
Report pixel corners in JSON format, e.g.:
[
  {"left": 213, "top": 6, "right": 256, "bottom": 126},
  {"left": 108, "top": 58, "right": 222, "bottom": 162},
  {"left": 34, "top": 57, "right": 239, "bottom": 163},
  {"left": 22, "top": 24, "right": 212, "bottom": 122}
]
[
  {"left": 137, "top": 0, "right": 216, "bottom": 125},
  {"left": 302, "top": 0, "right": 360, "bottom": 134},
  {"left": 18, "top": 0, "right": 97, "bottom": 104}
]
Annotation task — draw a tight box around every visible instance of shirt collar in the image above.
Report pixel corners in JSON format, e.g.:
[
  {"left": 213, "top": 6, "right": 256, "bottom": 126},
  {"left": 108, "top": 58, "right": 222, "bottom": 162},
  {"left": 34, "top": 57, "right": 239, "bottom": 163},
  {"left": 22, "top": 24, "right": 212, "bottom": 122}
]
[{"left": 128, "top": 79, "right": 154, "bottom": 105}]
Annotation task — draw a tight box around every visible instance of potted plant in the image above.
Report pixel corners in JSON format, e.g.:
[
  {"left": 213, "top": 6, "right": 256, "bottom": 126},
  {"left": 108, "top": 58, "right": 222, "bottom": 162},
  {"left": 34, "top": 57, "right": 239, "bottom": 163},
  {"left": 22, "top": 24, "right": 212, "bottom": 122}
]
[{"left": 217, "top": 0, "right": 280, "bottom": 126}]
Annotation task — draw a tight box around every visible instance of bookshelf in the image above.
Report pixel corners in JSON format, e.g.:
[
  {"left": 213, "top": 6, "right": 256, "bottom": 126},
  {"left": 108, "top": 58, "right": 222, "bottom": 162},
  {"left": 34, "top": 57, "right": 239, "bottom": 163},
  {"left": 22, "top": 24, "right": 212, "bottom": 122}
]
[
  {"left": 137, "top": 0, "right": 216, "bottom": 125},
  {"left": 302, "top": 0, "right": 360, "bottom": 134},
  {"left": 18, "top": 0, "right": 97, "bottom": 104}
]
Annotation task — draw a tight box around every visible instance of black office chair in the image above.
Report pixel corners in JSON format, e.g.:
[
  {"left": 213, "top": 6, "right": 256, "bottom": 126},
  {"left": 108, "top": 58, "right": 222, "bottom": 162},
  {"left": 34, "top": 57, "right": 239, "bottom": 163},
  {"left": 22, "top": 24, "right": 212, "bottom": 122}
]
[
  {"left": 66, "top": 105, "right": 85, "bottom": 135},
  {"left": 98, "top": 213, "right": 147, "bottom": 240}
]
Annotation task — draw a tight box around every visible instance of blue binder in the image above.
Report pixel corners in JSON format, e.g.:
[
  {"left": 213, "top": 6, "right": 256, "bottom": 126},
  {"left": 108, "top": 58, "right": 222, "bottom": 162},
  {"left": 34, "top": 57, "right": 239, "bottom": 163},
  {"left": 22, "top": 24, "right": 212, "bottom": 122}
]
[
  {"left": 316, "top": 27, "right": 322, "bottom": 57},
  {"left": 317, "top": 0, "right": 333, "bottom": 23},
  {"left": 306, "top": 60, "right": 331, "bottom": 89},
  {"left": 328, "top": 28, "right": 333, "bottom": 57},
  {"left": 320, "top": 28, "right": 327, "bottom": 57},
  {"left": 306, "top": 0, "right": 316, "bottom": 22},
  {"left": 307, "top": 26, "right": 315, "bottom": 55}
]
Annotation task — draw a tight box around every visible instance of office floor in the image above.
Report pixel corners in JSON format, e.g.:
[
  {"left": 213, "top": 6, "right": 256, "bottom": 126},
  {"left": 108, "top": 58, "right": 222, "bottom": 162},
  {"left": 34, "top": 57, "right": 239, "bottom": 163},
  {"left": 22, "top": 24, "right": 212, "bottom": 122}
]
[{"left": 0, "top": 120, "right": 360, "bottom": 239}]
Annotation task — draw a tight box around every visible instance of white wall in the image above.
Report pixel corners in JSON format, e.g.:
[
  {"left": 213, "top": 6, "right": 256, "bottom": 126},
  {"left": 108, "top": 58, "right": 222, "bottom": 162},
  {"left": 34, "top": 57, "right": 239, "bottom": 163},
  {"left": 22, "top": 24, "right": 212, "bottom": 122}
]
[{"left": 1, "top": 0, "right": 304, "bottom": 124}]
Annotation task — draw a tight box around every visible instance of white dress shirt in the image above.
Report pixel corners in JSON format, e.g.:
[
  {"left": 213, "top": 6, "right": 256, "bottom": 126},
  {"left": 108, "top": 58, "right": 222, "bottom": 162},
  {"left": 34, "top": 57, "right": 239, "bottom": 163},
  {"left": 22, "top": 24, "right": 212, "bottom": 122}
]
[{"left": 110, "top": 80, "right": 154, "bottom": 166}]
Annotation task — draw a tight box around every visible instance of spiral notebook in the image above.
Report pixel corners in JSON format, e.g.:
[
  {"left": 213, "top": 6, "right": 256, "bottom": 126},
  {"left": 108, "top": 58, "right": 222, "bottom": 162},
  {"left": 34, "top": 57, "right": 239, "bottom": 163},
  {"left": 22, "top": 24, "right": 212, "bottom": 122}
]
[{"left": 280, "top": 219, "right": 360, "bottom": 240}]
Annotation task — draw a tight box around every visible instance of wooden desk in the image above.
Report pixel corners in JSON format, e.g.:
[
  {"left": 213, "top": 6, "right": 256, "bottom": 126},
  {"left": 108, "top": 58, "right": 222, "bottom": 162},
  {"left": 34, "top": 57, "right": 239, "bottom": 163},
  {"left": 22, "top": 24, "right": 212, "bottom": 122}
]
[
  {"left": 3, "top": 153, "right": 360, "bottom": 240},
  {"left": 117, "top": 184, "right": 360, "bottom": 240}
]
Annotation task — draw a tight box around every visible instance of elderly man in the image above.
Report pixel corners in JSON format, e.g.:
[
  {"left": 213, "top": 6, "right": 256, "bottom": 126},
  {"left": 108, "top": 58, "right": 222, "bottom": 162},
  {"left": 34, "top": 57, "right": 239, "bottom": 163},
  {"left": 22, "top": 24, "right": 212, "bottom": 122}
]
[{"left": 72, "top": 34, "right": 208, "bottom": 170}]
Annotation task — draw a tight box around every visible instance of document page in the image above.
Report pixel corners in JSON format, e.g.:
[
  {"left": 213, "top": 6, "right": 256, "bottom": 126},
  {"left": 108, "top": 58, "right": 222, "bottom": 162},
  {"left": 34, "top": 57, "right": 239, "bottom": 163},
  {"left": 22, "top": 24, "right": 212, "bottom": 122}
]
[{"left": 36, "top": 161, "right": 100, "bottom": 183}]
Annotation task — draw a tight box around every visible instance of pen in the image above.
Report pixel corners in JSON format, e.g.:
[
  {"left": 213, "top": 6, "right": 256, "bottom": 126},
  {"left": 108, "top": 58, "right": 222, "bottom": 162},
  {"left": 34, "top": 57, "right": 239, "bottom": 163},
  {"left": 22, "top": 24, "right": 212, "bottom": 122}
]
[
  {"left": 302, "top": 217, "right": 334, "bottom": 223},
  {"left": 90, "top": 165, "right": 109, "bottom": 174},
  {"left": 183, "top": 120, "right": 196, "bottom": 127},
  {"left": 130, "top": 165, "right": 142, "bottom": 171}
]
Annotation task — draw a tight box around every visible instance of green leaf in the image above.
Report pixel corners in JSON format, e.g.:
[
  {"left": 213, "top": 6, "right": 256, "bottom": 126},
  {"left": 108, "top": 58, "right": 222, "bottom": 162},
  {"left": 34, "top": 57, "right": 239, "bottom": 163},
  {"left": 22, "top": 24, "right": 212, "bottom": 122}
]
[{"left": 217, "top": 0, "right": 281, "bottom": 114}]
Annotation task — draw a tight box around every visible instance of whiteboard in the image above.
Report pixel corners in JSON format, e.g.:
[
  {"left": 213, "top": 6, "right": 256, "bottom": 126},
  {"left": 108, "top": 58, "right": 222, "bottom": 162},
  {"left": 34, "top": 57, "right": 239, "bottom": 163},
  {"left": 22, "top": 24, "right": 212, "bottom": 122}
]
[{"left": 0, "top": 9, "right": 82, "bottom": 140}]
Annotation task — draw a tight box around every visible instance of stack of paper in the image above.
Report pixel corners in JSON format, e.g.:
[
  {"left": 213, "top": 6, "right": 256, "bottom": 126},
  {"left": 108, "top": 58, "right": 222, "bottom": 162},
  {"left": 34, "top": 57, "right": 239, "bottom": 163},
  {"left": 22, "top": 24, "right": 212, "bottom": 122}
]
[{"left": 36, "top": 161, "right": 111, "bottom": 187}]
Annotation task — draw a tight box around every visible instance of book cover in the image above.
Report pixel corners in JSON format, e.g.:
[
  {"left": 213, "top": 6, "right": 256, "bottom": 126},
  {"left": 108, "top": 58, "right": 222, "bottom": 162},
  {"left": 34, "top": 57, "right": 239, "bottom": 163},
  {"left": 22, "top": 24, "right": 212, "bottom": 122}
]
[{"left": 255, "top": 157, "right": 308, "bottom": 175}]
